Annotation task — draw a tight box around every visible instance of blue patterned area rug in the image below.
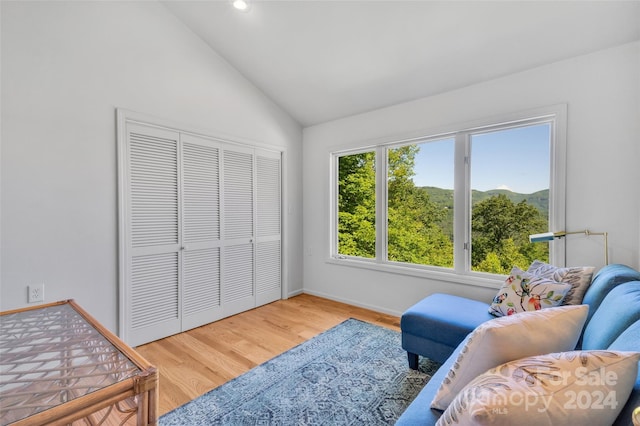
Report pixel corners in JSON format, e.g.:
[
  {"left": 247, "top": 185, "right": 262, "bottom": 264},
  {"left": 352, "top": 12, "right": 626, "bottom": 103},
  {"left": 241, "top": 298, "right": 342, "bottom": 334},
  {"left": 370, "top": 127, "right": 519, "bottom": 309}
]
[{"left": 160, "top": 318, "right": 440, "bottom": 425}]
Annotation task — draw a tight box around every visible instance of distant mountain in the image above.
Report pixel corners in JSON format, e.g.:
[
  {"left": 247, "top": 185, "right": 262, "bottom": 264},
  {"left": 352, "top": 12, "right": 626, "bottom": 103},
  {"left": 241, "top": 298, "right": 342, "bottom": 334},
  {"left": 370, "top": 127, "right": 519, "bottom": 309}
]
[{"left": 420, "top": 186, "right": 549, "bottom": 218}]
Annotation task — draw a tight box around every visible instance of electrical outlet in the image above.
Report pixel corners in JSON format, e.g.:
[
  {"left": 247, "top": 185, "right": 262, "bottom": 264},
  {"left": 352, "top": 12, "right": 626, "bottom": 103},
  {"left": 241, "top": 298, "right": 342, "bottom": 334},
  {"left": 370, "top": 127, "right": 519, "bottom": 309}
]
[{"left": 28, "top": 284, "right": 44, "bottom": 303}]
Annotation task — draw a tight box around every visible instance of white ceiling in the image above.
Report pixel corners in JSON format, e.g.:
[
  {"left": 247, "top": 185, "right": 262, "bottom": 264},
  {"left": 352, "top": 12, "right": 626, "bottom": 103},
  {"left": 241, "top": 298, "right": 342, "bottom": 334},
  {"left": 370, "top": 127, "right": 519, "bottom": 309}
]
[{"left": 162, "top": 1, "right": 640, "bottom": 127}]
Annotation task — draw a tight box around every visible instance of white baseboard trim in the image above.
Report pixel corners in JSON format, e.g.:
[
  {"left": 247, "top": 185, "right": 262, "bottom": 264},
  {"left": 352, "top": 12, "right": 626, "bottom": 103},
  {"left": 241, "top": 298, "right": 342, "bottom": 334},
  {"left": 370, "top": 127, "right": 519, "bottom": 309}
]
[
  {"left": 285, "top": 288, "right": 304, "bottom": 299},
  {"left": 301, "top": 289, "right": 403, "bottom": 317}
]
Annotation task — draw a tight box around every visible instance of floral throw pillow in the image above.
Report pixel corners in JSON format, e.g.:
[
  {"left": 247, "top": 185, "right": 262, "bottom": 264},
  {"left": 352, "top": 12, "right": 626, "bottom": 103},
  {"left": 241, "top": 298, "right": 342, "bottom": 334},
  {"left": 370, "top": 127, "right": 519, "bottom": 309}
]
[
  {"left": 527, "top": 260, "right": 595, "bottom": 305},
  {"left": 489, "top": 267, "right": 572, "bottom": 317},
  {"left": 436, "top": 350, "right": 640, "bottom": 426}
]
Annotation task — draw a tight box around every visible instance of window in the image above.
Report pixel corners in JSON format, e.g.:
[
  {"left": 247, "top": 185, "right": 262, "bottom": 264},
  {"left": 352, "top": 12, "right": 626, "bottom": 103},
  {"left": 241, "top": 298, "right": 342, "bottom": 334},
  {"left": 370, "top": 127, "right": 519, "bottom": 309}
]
[
  {"left": 332, "top": 107, "right": 565, "bottom": 281},
  {"left": 337, "top": 151, "right": 376, "bottom": 259},
  {"left": 387, "top": 138, "right": 455, "bottom": 268},
  {"left": 469, "top": 124, "right": 551, "bottom": 274}
]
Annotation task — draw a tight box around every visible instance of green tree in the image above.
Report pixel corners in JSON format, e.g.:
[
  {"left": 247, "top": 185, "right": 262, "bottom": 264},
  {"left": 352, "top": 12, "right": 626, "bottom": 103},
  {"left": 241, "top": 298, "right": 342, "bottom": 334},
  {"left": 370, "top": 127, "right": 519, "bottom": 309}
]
[
  {"left": 471, "top": 194, "right": 548, "bottom": 273},
  {"left": 337, "top": 152, "right": 376, "bottom": 257}
]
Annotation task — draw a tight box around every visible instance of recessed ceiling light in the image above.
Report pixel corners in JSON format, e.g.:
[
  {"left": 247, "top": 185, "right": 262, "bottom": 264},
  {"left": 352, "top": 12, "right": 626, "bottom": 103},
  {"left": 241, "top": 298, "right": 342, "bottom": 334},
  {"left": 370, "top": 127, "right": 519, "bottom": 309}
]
[{"left": 232, "top": 0, "right": 250, "bottom": 11}]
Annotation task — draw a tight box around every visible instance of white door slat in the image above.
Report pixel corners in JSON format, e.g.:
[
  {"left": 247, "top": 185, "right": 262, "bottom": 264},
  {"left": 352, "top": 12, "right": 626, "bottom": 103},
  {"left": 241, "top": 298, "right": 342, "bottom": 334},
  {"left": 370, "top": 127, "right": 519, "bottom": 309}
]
[
  {"left": 184, "top": 248, "right": 221, "bottom": 316},
  {"left": 129, "top": 129, "right": 179, "bottom": 249},
  {"left": 223, "top": 244, "right": 253, "bottom": 302},
  {"left": 130, "top": 252, "right": 179, "bottom": 330},
  {"left": 183, "top": 141, "right": 220, "bottom": 244},
  {"left": 223, "top": 149, "right": 253, "bottom": 240},
  {"left": 257, "top": 156, "right": 281, "bottom": 237},
  {"left": 256, "top": 240, "right": 281, "bottom": 295}
]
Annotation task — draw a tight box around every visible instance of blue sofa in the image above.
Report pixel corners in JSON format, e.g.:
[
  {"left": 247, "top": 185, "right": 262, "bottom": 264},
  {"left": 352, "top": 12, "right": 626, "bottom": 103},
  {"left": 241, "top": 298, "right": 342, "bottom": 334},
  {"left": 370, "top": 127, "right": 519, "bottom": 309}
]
[{"left": 397, "top": 264, "right": 640, "bottom": 425}]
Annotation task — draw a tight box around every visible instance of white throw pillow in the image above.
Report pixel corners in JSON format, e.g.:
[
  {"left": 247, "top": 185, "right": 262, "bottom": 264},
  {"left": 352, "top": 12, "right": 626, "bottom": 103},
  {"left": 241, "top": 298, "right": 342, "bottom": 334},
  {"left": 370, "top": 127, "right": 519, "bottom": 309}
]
[
  {"left": 430, "top": 304, "right": 589, "bottom": 410},
  {"left": 436, "top": 350, "right": 640, "bottom": 426},
  {"left": 527, "top": 260, "right": 595, "bottom": 305},
  {"left": 489, "top": 267, "right": 572, "bottom": 317}
]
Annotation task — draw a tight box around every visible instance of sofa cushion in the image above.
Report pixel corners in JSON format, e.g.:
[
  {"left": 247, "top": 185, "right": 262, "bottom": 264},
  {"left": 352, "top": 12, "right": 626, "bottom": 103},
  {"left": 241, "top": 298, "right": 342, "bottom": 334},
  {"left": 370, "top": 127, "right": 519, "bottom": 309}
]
[
  {"left": 527, "top": 260, "right": 595, "bottom": 305},
  {"left": 430, "top": 304, "right": 588, "bottom": 410},
  {"left": 581, "top": 281, "right": 640, "bottom": 350},
  {"left": 437, "top": 350, "right": 640, "bottom": 426},
  {"left": 608, "top": 319, "right": 640, "bottom": 426},
  {"left": 581, "top": 264, "right": 640, "bottom": 325},
  {"left": 488, "top": 267, "right": 571, "bottom": 317}
]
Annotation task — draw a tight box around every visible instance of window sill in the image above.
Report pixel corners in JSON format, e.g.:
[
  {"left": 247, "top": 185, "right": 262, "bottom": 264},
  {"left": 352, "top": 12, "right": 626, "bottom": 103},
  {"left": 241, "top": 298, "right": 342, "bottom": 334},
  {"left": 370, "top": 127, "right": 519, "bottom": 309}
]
[{"left": 326, "top": 256, "right": 505, "bottom": 290}]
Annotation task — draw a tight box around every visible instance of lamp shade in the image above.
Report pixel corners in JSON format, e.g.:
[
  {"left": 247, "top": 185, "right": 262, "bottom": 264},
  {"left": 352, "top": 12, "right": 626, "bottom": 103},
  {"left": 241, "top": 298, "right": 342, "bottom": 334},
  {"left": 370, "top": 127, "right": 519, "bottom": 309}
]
[{"left": 529, "top": 232, "right": 555, "bottom": 243}]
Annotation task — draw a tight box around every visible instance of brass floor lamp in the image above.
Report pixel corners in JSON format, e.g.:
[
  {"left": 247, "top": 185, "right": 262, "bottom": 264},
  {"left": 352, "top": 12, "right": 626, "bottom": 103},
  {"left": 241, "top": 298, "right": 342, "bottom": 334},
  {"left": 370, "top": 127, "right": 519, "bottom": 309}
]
[{"left": 529, "top": 230, "right": 609, "bottom": 265}]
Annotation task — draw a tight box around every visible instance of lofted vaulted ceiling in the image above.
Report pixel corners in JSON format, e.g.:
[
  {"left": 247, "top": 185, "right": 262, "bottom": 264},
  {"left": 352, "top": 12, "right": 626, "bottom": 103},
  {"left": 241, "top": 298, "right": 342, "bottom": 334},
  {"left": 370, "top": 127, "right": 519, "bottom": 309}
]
[{"left": 162, "top": 1, "right": 640, "bottom": 127}]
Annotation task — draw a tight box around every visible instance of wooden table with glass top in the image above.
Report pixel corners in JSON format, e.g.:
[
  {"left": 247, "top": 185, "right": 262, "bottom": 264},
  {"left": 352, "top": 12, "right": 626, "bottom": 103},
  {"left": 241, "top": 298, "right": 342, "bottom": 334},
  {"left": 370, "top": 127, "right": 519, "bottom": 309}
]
[{"left": 0, "top": 300, "right": 157, "bottom": 426}]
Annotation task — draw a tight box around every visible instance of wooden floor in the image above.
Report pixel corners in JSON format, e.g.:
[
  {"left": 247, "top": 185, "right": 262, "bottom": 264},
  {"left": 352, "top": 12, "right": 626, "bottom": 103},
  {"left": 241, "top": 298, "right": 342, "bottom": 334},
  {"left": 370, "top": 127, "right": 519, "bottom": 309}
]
[{"left": 135, "top": 294, "right": 401, "bottom": 416}]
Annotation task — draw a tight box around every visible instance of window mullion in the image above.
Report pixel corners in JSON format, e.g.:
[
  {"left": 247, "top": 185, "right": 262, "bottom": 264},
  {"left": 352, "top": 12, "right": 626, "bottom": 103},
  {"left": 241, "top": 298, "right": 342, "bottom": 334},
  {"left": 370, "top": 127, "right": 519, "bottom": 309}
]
[
  {"left": 453, "top": 133, "right": 469, "bottom": 274},
  {"left": 548, "top": 111, "right": 567, "bottom": 266},
  {"left": 330, "top": 153, "right": 339, "bottom": 257},
  {"left": 377, "top": 146, "right": 388, "bottom": 264}
]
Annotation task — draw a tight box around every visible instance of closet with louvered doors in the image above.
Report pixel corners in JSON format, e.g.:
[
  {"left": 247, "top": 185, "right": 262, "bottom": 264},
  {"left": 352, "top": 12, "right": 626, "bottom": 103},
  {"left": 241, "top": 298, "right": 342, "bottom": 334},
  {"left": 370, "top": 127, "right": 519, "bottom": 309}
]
[{"left": 119, "top": 119, "right": 282, "bottom": 347}]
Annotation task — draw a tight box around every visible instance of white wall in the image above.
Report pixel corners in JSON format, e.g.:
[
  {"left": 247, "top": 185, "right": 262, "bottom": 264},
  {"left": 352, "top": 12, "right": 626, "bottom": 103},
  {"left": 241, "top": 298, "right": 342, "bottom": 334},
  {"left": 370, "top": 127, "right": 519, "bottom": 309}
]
[
  {"left": 0, "top": 1, "right": 304, "bottom": 332},
  {"left": 303, "top": 42, "right": 640, "bottom": 316}
]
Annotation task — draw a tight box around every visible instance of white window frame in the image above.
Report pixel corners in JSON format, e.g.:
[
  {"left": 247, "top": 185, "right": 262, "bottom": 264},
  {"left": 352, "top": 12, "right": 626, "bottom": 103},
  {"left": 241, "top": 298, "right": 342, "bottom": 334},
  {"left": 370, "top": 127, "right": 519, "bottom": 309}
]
[{"left": 328, "top": 105, "right": 567, "bottom": 288}]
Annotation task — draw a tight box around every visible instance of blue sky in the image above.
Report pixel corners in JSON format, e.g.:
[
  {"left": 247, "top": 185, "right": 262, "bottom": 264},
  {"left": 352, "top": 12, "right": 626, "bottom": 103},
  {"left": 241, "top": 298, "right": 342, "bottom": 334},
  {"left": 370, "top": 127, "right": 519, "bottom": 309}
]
[{"left": 412, "top": 123, "right": 550, "bottom": 194}]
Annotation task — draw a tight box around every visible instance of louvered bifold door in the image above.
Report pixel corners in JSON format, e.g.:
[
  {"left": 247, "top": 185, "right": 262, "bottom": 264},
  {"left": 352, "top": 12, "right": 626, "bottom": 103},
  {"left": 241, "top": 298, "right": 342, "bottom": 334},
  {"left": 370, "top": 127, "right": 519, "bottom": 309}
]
[
  {"left": 125, "top": 123, "right": 182, "bottom": 346},
  {"left": 255, "top": 150, "right": 282, "bottom": 306},
  {"left": 221, "top": 145, "right": 256, "bottom": 317},
  {"left": 181, "top": 134, "right": 223, "bottom": 331}
]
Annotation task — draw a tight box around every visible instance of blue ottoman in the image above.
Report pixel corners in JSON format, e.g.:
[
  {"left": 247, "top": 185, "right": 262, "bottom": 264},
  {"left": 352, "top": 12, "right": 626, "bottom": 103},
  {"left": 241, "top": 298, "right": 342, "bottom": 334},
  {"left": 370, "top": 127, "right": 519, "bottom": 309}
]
[{"left": 400, "top": 293, "right": 494, "bottom": 368}]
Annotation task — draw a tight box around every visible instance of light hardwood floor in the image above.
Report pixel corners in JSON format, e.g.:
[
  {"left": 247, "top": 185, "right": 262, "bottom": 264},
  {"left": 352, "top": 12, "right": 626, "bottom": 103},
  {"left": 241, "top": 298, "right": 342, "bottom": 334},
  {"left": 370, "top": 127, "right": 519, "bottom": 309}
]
[{"left": 135, "top": 294, "right": 401, "bottom": 415}]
